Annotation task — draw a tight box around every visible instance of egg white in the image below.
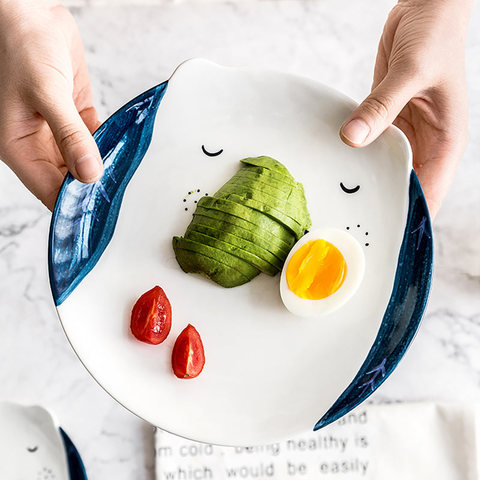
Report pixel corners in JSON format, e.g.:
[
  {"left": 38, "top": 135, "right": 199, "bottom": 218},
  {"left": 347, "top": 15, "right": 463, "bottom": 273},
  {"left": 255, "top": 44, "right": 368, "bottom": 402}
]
[{"left": 280, "top": 228, "right": 365, "bottom": 318}]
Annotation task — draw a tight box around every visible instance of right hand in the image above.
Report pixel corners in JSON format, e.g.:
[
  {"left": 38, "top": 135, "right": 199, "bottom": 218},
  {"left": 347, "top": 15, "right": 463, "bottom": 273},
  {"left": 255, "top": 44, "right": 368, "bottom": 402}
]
[
  {"left": 339, "top": 0, "right": 472, "bottom": 218},
  {"left": 0, "top": 0, "right": 103, "bottom": 211}
]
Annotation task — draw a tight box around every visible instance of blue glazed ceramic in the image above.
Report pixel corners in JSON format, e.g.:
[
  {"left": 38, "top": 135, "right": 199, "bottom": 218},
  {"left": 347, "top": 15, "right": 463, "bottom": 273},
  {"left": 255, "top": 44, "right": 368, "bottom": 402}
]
[
  {"left": 48, "top": 59, "right": 433, "bottom": 446},
  {"left": 60, "top": 428, "right": 88, "bottom": 480},
  {"left": 49, "top": 82, "right": 167, "bottom": 306},
  {"left": 315, "top": 171, "right": 432, "bottom": 429}
]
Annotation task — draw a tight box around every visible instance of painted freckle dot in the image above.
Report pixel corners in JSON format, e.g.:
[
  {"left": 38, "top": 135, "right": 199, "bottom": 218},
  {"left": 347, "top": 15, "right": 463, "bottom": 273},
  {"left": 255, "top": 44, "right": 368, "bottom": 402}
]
[
  {"left": 194, "top": 200, "right": 197, "bottom": 204},
  {"left": 185, "top": 208, "right": 188, "bottom": 211},
  {"left": 346, "top": 227, "right": 350, "bottom": 230},
  {"left": 365, "top": 232, "right": 369, "bottom": 235},
  {"left": 183, "top": 199, "right": 186, "bottom": 202},
  {"left": 365, "top": 243, "right": 369, "bottom": 247},
  {"left": 357, "top": 224, "right": 360, "bottom": 228},
  {"left": 197, "top": 189, "right": 200, "bottom": 192}
]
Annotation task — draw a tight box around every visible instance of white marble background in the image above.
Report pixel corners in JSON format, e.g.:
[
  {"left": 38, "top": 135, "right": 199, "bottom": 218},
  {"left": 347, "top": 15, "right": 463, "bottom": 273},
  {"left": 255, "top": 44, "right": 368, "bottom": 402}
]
[{"left": 0, "top": 1, "right": 479, "bottom": 479}]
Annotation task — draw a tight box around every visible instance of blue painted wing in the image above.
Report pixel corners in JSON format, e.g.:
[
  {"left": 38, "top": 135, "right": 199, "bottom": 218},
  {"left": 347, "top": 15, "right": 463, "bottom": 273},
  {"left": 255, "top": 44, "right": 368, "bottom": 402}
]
[
  {"left": 315, "top": 171, "right": 433, "bottom": 429},
  {"left": 49, "top": 82, "right": 168, "bottom": 306},
  {"left": 59, "top": 428, "right": 87, "bottom": 480}
]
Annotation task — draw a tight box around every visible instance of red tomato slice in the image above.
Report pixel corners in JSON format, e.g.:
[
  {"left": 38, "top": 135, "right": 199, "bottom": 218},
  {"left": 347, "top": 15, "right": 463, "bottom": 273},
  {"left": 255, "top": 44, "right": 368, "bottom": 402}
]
[
  {"left": 130, "top": 286, "right": 172, "bottom": 345},
  {"left": 172, "top": 324, "right": 205, "bottom": 379}
]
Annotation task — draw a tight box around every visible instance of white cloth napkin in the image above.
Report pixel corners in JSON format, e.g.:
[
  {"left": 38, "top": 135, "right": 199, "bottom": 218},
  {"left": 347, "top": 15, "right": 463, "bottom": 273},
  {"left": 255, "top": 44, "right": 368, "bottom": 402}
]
[{"left": 155, "top": 403, "right": 480, "bottom": 479}]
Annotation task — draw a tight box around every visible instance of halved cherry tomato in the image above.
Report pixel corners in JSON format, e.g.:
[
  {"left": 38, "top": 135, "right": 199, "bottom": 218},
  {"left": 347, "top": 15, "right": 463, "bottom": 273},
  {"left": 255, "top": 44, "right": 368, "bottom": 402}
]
[
  {"left": 172, "top": 324, "right": 205, "bottom": 379},
  {"left": 130, "top": 286, "right": 172, "bottom": 345}
]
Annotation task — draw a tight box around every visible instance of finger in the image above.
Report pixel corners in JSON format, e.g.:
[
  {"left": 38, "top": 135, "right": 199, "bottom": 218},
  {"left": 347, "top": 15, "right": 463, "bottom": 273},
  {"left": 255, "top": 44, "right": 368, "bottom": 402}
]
[
  {"left": 372, "top": 7, "right": 402, "bottom": 90},
  {"left": 37, "top": 93, "right": 103, "bottom": 183},
  {"left": 8, "top": 156, "right": 66, "bottom": 211},
  {"left": 411, "top": 146, "right": 460, "bottom": 219},
  {"left": 340, "top": 70, "right": 419, "bottom": 148},
  {"left": 372, "top": 40, "right": 388, "bottom": 91},
  {"left": 72, "top": 49, "right": 100, "bottom": 134},
  {"left": 79, "top": 105, "right": 100, "bottom": 135},
  {"left": 396, "top": 121, "right": 466, "bottom": 219}
]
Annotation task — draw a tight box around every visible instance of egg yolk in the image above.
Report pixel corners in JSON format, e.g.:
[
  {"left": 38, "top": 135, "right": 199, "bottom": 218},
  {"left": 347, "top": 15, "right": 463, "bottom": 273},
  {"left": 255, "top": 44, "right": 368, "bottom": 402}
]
[{"left": 286, "top": 239, "right": 347, "bottom": 300}]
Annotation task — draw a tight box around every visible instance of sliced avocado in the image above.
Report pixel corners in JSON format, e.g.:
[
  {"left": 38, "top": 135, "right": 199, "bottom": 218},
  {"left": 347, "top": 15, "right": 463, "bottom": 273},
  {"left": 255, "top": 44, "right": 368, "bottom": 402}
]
[
  {"left": 186, "top": 221, "right": 285, "bottom": 269},
  {"left": 240, "top": 156, "right": 292, "bottom": 177},
  {"left": 234, "top": 169, "right": 303, "bottom": 196},
  {"left": 172, "top": 156, "right": 312, "bottom": 288},
  {"left": 216, "top": 182, "right": 309, "bottom": 227},
  {"left": 221, "top": 193, "right": 308, "bottom": 239},
  {"left": 197, "top": 197, "right": 295, "bottom": 245},
  {"left": 173, "top": 246, "right": 256, "bottom": 288},
  {"left": 217, "top": 181, "right": 310, "bottom": 224},
  {"left": 191, "top": 212, "right": 292, "bottom": 258},
  {"left": 173, "top": 237, "right": 259, "bottom": 279},
  {"left": 193, "top": 207, "right": 294, "bottom": 252},
  {"left": 184, "top": 229, "right": 279, "bottom": 276},
  {"left": 221, "top": 175, "right": 300, "bottom": 203},
  {"left": 216, "top": 191, "right": 309, "bottom": 238},
  {"left": 240, "top": 165, "right": 298, "bottom": 187}
]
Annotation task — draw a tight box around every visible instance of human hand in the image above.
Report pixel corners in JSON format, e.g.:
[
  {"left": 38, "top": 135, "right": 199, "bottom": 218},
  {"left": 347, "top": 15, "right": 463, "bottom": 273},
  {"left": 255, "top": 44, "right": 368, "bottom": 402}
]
[
  {"left": 340, "top": 0, "right": 472, "bottom": 218},
  {"left": 0, "top": 0, "right": 103, "bottom": 211}
]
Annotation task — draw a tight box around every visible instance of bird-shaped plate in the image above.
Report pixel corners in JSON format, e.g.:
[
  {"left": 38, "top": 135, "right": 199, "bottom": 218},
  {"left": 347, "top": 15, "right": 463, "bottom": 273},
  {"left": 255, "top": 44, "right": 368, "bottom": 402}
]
[
  {"left": 0, "top": 402, "right": 87, "bottom": 480},
  {"left": 49, "top": 59, "right": 433, "bottom": 446}
]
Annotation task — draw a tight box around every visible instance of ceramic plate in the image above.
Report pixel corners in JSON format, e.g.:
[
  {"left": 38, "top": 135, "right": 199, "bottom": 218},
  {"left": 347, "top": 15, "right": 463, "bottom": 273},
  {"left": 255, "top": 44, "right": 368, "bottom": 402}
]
[
  {"left": 49, "top": 59, "right": 433, "bottom": 446},
  {"left": 0, "top": 402, "right": 87, "bottom": 480}
]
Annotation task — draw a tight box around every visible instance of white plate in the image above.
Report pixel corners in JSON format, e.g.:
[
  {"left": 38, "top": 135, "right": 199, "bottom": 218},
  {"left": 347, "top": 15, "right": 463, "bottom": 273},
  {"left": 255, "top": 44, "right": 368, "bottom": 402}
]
[
  {"left": 49, "top": 59, "right": 433, "bottom": 445},
  {"left": 0, "top": 402, "right": 86, "bottom": 479}
]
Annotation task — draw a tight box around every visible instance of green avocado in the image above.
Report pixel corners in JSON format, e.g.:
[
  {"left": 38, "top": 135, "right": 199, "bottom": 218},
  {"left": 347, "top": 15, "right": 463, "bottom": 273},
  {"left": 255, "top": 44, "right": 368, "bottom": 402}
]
[
  {"left": 216, "top": 181, "right": 310, "bottom": 225},
  {"left": 240, "top": 156, "right": 292, "bottom": 177},
  {"left": 173, "top": 237, "right": 259, "bottom": 279},
  {"left": 184, "top": 229, "right": 280, "bottom": 276},
  {"left": 172, "top": 156, "right": 311, "bottom": 288},
  {"left": 197, "top": 197, "right": 295, "bottom": 245},
  {"left": 193, "top": 208, "right": 294, "bottom": 253},
  {"left": 220, "top": 175, "right": 302, "bottom": 204},
  {"left": 173, "top": 246, "right": 257, "bottom": 288},
  {"left": 239, "top": 165, "right": 298, "bottom": 187},
  {"left": 190, "top": 212, "right": 292, "bottom": 258},
  {"left": 219, "top": 193, "right": 307, "bottom": 238},
  {"left": 186, "top": 221, "right": 285, "bottom": 269},
  {"left": 234, "top": 169, "right": 302, "bottom": 196}
]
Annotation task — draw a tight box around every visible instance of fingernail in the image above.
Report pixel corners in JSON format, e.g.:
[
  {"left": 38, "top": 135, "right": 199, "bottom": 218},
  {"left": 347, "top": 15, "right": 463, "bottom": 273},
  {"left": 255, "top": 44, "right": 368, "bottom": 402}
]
[
  {"left": 341, "top": 118, "right": 370, "bottom": 145},
  {"left": 75, "top": 154, "right": 103, "bottom": 182}
]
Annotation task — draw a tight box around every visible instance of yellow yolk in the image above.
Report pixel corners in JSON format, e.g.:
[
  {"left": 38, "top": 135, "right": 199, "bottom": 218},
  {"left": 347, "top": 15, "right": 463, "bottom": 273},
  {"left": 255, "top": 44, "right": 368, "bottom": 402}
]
[{"left": 286, "top": 239, "right": 347, "bottom": 300}]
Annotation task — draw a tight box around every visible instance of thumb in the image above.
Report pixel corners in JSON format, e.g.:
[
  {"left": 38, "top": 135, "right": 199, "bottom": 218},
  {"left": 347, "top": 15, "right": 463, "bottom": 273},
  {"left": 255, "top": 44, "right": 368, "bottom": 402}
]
[
  {"left": 39, "top": 93, "right": 103, "bottom": 183},
  {"left": 340, "top": 71, "right": 418, "bottom": 148}
]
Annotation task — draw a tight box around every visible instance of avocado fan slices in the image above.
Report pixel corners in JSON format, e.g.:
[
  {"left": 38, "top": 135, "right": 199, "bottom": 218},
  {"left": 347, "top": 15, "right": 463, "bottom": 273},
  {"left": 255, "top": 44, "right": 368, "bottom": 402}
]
[
  {"left": 173, "top": 156, "right": 310, "bottom": 288},
  {"left": 190, "top": 212, "right": 292, "bottom": 258}
]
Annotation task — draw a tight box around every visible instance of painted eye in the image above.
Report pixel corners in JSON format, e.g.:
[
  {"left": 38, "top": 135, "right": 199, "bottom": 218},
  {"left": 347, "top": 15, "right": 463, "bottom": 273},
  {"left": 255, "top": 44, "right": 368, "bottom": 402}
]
[
  {"left": 201, "top": 145, "right": 223, "bottom": 157},
  {"left": 340, "top": 182, "right": 360, "bottom": 194},
  {"left": 27, "top": 446, "right": 38, "bottom": 453}
]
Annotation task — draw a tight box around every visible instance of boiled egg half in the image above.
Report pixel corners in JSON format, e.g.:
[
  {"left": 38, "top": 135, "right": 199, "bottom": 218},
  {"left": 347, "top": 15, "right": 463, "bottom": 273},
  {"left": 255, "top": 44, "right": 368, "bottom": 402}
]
[{"left": 280, "top": 228, "right": 365, "bottom": 318}]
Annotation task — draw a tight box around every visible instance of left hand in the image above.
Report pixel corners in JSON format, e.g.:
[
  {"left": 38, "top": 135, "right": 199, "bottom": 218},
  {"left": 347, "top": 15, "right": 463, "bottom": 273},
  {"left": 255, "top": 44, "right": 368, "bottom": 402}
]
[{"left": 0, "top": 1, "right": 102, "bottom": 211}]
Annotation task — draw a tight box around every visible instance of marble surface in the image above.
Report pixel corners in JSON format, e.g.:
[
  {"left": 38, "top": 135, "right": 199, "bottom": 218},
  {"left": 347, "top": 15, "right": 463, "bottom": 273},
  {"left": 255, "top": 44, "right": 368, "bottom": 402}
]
[{"left": 0, "top": 1, "right": 479, "bottom": 478}]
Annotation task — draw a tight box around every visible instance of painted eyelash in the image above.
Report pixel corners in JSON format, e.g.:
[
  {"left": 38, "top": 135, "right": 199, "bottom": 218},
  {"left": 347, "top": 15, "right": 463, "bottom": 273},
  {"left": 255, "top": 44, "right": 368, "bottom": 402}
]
[
  {"left": 201, "top": 145, "right": 223, "bottom": 157},
  {"left": 340, "top": 182, "right": 360, "bottom": 194}
]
